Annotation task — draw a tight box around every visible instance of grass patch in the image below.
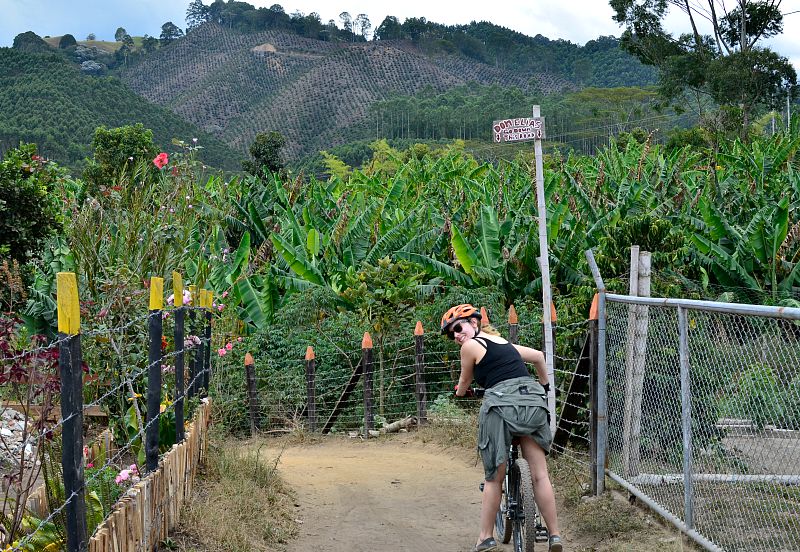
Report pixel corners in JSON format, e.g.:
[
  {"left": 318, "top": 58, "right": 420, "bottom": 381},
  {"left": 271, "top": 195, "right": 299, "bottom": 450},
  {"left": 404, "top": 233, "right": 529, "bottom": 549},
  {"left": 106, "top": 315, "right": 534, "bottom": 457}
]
[{"left": 166, "top": 428, "right": 298, "bottom": 551}]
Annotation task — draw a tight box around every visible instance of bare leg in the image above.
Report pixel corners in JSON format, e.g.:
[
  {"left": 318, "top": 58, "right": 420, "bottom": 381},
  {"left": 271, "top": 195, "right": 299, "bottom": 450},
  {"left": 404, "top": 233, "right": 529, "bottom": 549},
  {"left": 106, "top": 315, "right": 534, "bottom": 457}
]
[
  {"left": 520, "top": 436, "right": 560, "bottom": 536},
  {"left": 477, "top": 461, "right": 506, "bottom": 543}
]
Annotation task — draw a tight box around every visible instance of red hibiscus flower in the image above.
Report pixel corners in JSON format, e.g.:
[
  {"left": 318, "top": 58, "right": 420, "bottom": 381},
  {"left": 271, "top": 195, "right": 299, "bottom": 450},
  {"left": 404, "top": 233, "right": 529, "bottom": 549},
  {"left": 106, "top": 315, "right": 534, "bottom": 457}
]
[{"left": 153, "top": 153, "right": 169, "bottom": 169}]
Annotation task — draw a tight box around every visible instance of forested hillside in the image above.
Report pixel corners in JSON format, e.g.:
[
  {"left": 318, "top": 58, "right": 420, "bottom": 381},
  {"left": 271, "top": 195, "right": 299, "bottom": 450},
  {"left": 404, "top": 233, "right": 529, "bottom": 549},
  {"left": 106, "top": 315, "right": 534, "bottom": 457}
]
[
  {"left": 0, "top": 48, "right": 240, "bottom": 169},
  {"left": 116, "top": 22, "right": 577, "bottom": 160}
]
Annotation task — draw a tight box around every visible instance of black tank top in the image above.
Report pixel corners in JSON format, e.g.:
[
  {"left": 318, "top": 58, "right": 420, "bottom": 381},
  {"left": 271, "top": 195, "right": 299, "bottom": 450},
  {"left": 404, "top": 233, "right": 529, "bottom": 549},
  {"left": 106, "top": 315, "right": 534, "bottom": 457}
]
[{"left": 472, "top": 337, "right": 530, "bottom": 389}]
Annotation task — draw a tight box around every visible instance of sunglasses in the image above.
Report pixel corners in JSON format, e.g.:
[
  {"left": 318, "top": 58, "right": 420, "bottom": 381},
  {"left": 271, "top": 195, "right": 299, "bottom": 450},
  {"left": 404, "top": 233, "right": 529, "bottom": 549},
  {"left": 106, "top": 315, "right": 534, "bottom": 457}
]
[{"left": 447, "top": 321, "right": 468, "bottom": 340}]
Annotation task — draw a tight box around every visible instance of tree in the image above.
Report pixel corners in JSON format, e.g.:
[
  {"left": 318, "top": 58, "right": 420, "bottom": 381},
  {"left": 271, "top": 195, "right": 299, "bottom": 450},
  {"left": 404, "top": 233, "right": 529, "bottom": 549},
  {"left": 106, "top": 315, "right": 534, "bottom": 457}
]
[
  {"left": 355, "top": 14, "right": 372, "bottom": 40},
  {"left": 58, "top": 34, "right": 77, "bottom": 49},
  {"left": 142, "top": 34, "right": 159, "bottom": 53},
  {"left": 160, "top": 21, "right": 184, "bottom": 44},
  {"left": 114, "top": 27, "right": 128, "bottom": 42},
  {"left": 82, "top": 124, "right": 159, "bottom": 196},
  {"left": 610, "top": 0, "right": 796, "bottom": 130},
  {"left": 0, "top": 144, "right": 62, "bottom": 264},
  {"left": 86, "top": 33, "right": 96, "bottom": 41},
  {"left": 374, "top": 16, "right": 403, "bottom": 40},
  {"left": 186, "top": 0, "right": 210, "bottom": 31},
  {"left": 339, "top": 11, "right": 352, "bottom": 34},
  {"left": 243, "top": 131, "right": 286, "bottom": 176}
]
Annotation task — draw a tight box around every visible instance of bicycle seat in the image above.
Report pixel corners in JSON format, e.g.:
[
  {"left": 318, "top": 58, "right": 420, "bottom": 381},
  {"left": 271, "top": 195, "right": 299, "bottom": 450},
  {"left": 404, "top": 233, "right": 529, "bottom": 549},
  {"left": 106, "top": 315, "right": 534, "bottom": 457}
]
[{"left": 510, "top": 437, "right": 522, "bottom": 445}]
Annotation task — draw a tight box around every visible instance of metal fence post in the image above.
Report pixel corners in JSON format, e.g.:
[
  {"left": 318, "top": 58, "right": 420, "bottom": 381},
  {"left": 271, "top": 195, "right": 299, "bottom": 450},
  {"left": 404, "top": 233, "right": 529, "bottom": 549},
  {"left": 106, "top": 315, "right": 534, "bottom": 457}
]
[
  {"left": 588, "top": 293, "right": 599, "bottom": 496},
  {"left": 146, "top": 277, "right": 164, "bottom": 474},
  {"left": 585, "top": 249, "right": 608, "bottom": 494},
  {"left": 187, "top": 285, "right": 198, "bottom": 401},
  {"left": 56, "top": 272, "right": 88, "bottom": 552},
  {"left": 677, "top": 306, "right": 695, "bottom": 528},
  {"left": 414, "top": 322, "right": 426, "bottom": 425},
  {"left": 203, "top": 291, "right": 213, "bottom": 395}
]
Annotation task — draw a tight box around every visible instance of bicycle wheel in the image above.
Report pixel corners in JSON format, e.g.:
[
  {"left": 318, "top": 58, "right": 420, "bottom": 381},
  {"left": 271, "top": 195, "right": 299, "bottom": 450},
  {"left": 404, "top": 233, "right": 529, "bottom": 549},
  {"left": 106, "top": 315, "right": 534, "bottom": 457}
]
[
  {"left": 513, "top": 458, "right": 538, "bottom": 552},
  {"left": 495, "top": 467, "right": 514, "bottom": 544}
]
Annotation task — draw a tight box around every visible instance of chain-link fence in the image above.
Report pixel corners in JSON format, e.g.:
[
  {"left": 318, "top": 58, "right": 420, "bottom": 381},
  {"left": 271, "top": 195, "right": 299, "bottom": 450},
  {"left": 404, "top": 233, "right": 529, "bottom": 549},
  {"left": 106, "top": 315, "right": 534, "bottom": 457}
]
[{"left": 603, "top": 295, "right": 800, "bottom": 552}]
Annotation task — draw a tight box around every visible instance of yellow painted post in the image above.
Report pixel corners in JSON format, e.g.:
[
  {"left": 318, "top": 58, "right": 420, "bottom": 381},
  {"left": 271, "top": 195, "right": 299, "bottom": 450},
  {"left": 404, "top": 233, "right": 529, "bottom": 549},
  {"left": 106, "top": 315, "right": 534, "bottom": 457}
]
[
  {"left": 172, "top": 272, "right": 186, "bottom": 441},
  {"left": 149, "top": 277, "right": 164, "bottom": 311},
  {"left": 57, "top": 272, "right": 81, "bottom": 335},
  {"left": 172, "top": 272, "right": 183, "bottom": 307},
  {"left": 146, "top": 276, "right": 164, "bottom": 472},
  {"left": 56, "top": 272, "right": 88, "bottom": 549},
  {"left": 187, "top": 285, "right": 198, "bottom": 400},
  {"left": 202, "top": 290, "right": 213, "bottom": 394}
]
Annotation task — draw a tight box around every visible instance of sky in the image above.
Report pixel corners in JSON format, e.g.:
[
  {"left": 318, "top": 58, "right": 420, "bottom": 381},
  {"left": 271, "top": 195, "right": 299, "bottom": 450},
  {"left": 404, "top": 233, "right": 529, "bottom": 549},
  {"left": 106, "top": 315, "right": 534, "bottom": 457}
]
[{"left": 1, "top": 0, "right": 799, "bottom": 69}]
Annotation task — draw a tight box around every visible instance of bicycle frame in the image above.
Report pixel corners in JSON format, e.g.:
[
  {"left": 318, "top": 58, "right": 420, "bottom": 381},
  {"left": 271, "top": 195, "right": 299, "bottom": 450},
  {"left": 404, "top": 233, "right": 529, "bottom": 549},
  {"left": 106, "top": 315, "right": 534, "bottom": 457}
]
[{"left": 495, "top": 440, "right": 548, "bottom": 551}]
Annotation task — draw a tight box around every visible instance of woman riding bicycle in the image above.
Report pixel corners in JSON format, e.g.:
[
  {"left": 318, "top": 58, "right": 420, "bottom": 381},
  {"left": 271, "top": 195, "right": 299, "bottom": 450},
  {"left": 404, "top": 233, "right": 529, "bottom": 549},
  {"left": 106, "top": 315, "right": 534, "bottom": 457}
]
[{"left": 443, "top": 304, "right": 563, "bottom": 552}]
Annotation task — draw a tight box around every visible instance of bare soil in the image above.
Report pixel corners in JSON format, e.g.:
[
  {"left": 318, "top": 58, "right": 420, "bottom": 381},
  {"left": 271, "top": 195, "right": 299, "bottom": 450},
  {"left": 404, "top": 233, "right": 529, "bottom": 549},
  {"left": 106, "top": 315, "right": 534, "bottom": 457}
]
[{"left": 262, "top": 435, "right": 697, "bottom": 552}]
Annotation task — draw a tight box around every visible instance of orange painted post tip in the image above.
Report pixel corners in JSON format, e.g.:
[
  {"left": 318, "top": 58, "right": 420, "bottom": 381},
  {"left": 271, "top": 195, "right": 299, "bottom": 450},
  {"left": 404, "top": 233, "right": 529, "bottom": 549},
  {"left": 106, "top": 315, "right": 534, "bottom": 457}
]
[
  {"left": 541, "top": 302, "right": 557, "bottom": 323},
  {"left": 362, "top": 332, "right": 373, "bottom": 349},
  {"left": 480, "top": 307, "right": 489, "bottom": 326},
  {"left": 589, "top": 294, "right": 599, "bottom": 321},
  {"left": 244, "top": 352, "right": 254, "bottom": 366},
  {"left": 414, "top": 321, "right": 424, "bottom": 336},
  {"left": 508, "top": 305, "right": 518, "bottom": 324},
  {"left": 305, "top": 346, "right": 315, "bottom": 361}
]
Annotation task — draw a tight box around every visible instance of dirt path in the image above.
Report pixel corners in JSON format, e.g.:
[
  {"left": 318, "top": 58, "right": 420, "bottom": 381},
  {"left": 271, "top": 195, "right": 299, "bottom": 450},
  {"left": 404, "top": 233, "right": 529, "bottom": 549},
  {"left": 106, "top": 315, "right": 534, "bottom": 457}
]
[{"left": 265, "top": 437, "right": 484, "bottom": 552}]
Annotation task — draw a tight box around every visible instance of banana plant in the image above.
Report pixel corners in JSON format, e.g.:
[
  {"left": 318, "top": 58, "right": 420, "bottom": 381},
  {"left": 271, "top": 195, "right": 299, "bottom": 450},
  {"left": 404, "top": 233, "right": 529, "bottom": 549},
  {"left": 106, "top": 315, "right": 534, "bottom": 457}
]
[{"left": 691, "top": 194, "right": 798, "bottom": 298}]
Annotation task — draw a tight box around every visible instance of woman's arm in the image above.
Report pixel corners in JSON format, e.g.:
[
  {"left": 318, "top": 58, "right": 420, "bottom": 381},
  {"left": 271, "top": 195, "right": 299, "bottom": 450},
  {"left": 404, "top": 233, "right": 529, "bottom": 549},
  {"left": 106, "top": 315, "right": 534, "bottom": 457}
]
[
  {"left": 513, "top": 344, "right": 548, "bottom": 385},
  {"left": 455, "top": 341, "right": 479, "bottom": 396}
]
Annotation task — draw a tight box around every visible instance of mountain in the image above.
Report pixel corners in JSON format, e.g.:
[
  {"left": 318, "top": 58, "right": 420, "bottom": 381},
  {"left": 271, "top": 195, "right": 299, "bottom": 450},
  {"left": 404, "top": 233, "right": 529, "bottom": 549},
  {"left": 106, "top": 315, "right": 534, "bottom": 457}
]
[
  {"left": 1, "top": 11, "right": 658, "bottom": 169},
  {"left": 0, "top": 47, "right": 241, "bottom": 170},
  {"left": 116, "top": 23, "right": 570, "bottom": 160}
]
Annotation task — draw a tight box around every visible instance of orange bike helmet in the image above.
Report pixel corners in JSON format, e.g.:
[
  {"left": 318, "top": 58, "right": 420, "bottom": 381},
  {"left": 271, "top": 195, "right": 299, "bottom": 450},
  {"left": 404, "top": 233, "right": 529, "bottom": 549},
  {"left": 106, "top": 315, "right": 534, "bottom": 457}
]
[{"left": 440, "top": 304, "right": 481, "bottom": 334}]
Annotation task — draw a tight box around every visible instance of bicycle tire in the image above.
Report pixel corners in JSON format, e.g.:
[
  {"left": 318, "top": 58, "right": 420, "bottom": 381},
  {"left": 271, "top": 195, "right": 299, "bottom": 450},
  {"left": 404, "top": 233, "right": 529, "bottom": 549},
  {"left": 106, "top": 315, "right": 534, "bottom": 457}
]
[
  {"left": 495, "top": 465, "right": 514, "bottom": 544},
  {"left": 515, "top": 458, "right": 538, "bottom": 552}
]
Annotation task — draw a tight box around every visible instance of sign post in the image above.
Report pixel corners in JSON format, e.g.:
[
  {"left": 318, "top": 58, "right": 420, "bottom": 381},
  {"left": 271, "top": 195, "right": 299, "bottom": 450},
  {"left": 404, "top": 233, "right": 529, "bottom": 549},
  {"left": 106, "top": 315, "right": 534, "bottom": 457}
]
[{"left": 492, "top": 106, "right": 555, "bottom": 434}]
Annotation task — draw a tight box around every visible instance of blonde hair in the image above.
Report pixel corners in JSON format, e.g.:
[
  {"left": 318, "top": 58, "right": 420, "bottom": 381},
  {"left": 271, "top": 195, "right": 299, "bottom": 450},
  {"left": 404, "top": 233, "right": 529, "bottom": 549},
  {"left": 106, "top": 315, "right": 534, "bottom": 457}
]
[{"left": 480, "top": 323, "right": 501, "bottom": 336}]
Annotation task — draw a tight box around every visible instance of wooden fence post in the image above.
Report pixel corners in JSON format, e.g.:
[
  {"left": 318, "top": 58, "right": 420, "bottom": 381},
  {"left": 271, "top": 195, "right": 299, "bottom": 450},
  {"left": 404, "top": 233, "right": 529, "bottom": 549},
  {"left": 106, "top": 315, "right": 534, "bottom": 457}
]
[
  {"left": 245, "top": 352, "right": 259, "bottom": 435},
  {"left": 589, "top": 293, "right": 600, "bottom": 496},
  {"left": 508, "top": 305, "right": 519, "bottom": 344},
  {"left": 202, "top": 291, "right": 213, "bottom": 396},
  {"left": 146, "top": 276, "right": 164, "bottom": 474},
  {"left": 187, "top": 285, "right": 197, "bottom": 401},
  {"left": 57, "top": 272, "right": 88, "bottom": 552},
  {"left": 414, "top": 322, "right": 426, "bottom": 425},
  {"left": 362, "top": 332, "right": 374, "bottom": 437},
  {"left": 172, "top": 272, "right": 185, "bottom": 443},
  {"left": 480, "top": 306, "right": 489, "bottom": 328},
  {"left": 305, "top": 347, "right": 317, "bottom": 432}
]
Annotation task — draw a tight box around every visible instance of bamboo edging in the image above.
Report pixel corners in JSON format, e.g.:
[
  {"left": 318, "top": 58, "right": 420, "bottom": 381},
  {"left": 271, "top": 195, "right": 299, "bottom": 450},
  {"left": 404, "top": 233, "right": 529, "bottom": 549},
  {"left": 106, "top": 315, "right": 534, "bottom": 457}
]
[{"left": 88, "top": 398, "right": 212, "bottom": 552}]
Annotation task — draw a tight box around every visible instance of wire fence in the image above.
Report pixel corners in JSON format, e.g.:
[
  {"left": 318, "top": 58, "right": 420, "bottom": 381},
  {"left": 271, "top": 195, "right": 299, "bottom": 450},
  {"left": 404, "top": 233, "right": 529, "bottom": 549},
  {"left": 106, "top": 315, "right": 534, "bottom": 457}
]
[
  {"left": 603, "top": 295, "right": 800, "bottom": 552},
  {"left": 0, "top": 275, "right": 219, "bottom": 551},
  {"left": 213, "top": 311, "right": 595, "bottom": 479}
]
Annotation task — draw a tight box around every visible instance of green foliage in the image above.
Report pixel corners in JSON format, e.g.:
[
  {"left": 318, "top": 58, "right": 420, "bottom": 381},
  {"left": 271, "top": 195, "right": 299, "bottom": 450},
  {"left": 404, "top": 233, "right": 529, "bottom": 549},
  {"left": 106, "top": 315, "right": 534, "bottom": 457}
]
[
  {"left": 0, "top": 143, "right": 63, "bottom": 264},
  {"left": 82, "top": 123, "right": 159, "bottom": 195},
  {"left": 243, "top": 131, "right": 286, "bottom": 176},
  {"left": 58, "top": 34, "right": 77, "bottom": 49},
  {"left": 12, "top": 31, "right": 51, "bottom": 53}
]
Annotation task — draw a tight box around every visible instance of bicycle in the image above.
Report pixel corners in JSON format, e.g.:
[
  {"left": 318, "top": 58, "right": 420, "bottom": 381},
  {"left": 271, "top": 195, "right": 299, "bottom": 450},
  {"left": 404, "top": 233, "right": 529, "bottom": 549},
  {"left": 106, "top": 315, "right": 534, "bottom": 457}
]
[{"left": 493, "top": 437, "right": 549, "bottom": 552}]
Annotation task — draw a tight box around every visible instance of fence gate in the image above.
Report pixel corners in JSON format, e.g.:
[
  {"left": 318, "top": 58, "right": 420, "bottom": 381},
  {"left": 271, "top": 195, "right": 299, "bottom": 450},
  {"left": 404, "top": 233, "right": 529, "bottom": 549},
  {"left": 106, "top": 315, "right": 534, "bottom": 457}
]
[{"left": 599, "top": 294, "right": 800, "bottom": 552}]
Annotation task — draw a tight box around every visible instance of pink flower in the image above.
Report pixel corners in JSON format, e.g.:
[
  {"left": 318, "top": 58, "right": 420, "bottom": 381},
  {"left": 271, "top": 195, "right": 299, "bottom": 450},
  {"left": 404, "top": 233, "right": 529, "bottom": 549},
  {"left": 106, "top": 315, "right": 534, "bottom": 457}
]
[
  {"left": 153, "top": 152, "right": 169, "bottom": 169},
  {"left": 217, "top": 304, "right": 225, "bottom": 312},
  {"left": 225, "top": 342, "right": 233, "bottom": 351},
  {"left": 217, "top": 348, "right": 226, "bottom": 356},
  {"left": 222, "top": 291, "right": 228, "bottom": 298},
  {"left": 87, "top": 463, "right": 94, "bottom": 468},
  {"left": 129, "top": 464, "right": 138, "bottom": 473},
  {"left": 237, "top": 337, "right": 242, "bottom": 342}
]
